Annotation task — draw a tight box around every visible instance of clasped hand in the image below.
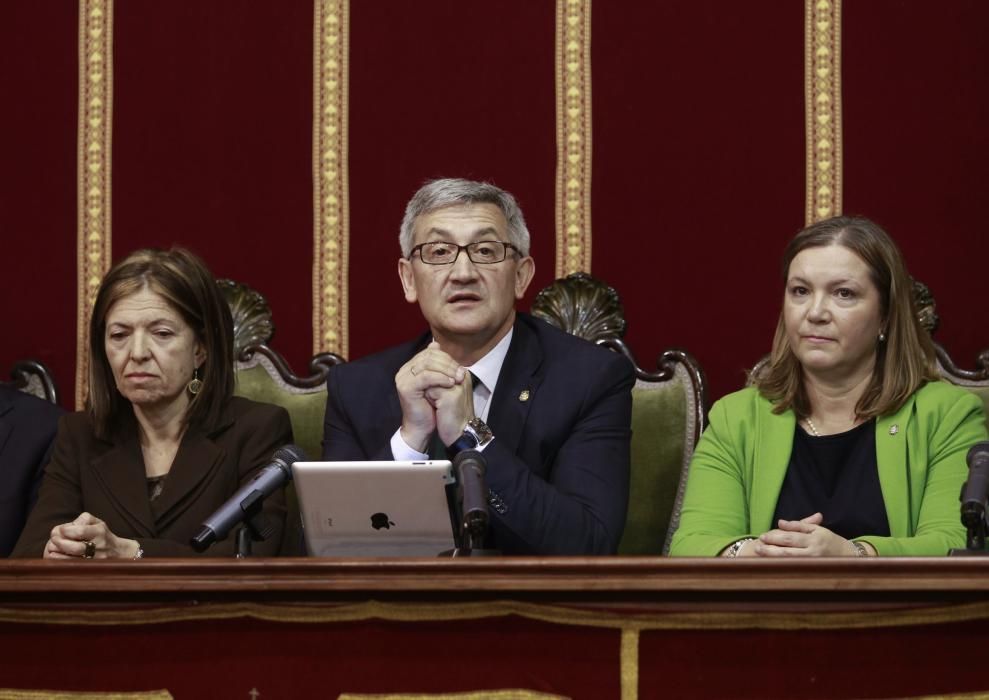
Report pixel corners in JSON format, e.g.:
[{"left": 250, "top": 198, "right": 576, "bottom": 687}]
[
  {"left": 44, "top": 511, "right": 139, "bottom": 560},
  {"left": 396, "top": 342, "right": 475, "bottom": 452},
  {"left": 738, "top": 512, "right": 861, "bottom": 557}
]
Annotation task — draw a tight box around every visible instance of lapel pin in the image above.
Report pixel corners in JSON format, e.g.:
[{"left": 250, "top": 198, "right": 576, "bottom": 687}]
[
  {"left": 518, "top": 389, "right": 530, "bottom": 402},
  {"left": 889, "top": 424, "right": 899, "bottom": 435}
]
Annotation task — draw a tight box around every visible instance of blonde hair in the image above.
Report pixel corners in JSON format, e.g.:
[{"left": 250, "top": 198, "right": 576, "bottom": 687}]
[{"left": 754, "top": 216, "right": 939, "bottom": 419}]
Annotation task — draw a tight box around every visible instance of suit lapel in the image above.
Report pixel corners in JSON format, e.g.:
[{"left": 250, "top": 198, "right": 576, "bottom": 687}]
[
  {"left": 750, "top": 404, "right": 796, "bottom": 532},
  {"left": 486, "top": 318, "right": 544, "bottom": 454},
  {"left": 876, "top": 395, "right": 914, "bottom": 538},
  {"left": 151, "top": 421, "right": 228, "bottom": 528},
  {"left": 91, "top": 436, "right": 157, "bottom": 538},
  {"left": 0, "top": 392, "right": 13, "bottom": 457}
]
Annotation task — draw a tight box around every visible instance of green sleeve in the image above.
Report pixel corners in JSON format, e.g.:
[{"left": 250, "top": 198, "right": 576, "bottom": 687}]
[{"left": 669, "top": 397, "right": 757, "bottom": 556}]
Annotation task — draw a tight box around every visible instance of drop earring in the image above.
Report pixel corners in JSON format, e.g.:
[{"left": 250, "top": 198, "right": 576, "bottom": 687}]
[{"left": 187, "top": 366, "right": 203, "bottom": 395}]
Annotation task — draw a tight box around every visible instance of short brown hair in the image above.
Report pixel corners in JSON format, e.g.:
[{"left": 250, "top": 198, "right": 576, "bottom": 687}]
[
  {"left": 87, "top": 248, "right": 234, "bottom": 439},
  {"left": 754, "top": 216, "right": 939, "bottom": 419}
]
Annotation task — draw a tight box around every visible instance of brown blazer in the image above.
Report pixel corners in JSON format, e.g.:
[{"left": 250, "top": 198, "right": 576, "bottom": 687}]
[{"left": 12, "top": 396, "right": 293, "bottom": 558}]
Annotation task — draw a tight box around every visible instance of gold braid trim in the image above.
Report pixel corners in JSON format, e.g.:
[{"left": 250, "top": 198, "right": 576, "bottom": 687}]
[
  {"left": 75, "top": 0, "right": 114, "bottom": 409},
  {"left": 0, "top": 692, "right": 170, "bottom": 700},
  {"left": 620, "top": 628, "right": 639, "bottom": 700},
  {"left": 2, "top": 599, "right": 988, "bottom": 631},
  {"left": 339, "top": 692, "right": 568, "bottom": 700},
  {"left": 555, "top": 0, "right": 593, "bottom": 277},
  {"left": 805, "top": 0, "right": 842, "bottom": 224},
  {"left": 312, "top": 0, "right": 350, "bottom": 358}
]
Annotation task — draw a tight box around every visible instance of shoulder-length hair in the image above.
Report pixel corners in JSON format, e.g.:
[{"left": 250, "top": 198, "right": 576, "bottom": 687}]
[
  {"left": 87, "top": 247, "right": 235, "bottom": 440},
  {"left": 754, "top": 215, "right": 939, "bottom": 419}
]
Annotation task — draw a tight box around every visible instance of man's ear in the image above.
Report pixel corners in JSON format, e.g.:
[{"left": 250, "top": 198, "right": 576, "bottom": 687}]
[
  {"left": 398, "top": 258, "right": 418, "bottom": 303},
  {"left": 514, "top": 256, "right": 535, "bottom": 299}
]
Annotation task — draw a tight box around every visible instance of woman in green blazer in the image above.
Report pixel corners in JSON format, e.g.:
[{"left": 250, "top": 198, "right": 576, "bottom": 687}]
[{"left": 670, "top": 217, "right": 987, "bottom": 557}]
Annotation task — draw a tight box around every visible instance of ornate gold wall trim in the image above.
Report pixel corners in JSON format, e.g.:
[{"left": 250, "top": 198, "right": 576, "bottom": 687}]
[
  {"left": 555, "top": 0, "right": 593, "bottom": 277},
  {"left": 805, "top": 0, "right": 842, "bottom": 224},
  {"left": 620, "top": 628, "right": 639, "bottom": 700},
  {"left": 313, "top": 0, "right": 350, "bottom": 359},
  {"left": 75, "top": 0, "right": 114, "bottom": 409}
]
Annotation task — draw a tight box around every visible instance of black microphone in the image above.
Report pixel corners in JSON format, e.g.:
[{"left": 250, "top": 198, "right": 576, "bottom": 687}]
[
  {"left": 190, "top": 444, "right": 307, "bottom": 552},
  {"left": 453, "top": 449, "right": 489, "bottom": 541},
  {"left": 961, "top": 442, "right": 989, "bottom": 529}
]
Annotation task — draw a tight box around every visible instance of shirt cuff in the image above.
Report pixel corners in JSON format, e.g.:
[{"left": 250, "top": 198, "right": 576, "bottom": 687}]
[{"left": 390, "top": 428, "right": 430, "bottom": 461}]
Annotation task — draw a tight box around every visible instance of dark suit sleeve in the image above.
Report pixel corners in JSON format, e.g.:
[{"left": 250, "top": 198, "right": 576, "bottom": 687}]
[
  {"left": 138, "top": 405, "right": 293, "bottom": 557},
  {"left": 322, "top": 363, "right": 395, "bottom": 461},
  {"left": 486, "top": 352, "right": 634, "bottom": 555},
  {"left": 11, "top": 415, "right": 86, "bottom": 557}
]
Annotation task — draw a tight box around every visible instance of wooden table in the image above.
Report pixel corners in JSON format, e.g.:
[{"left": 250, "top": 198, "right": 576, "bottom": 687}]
[{"left": 1, "top": 557, "right": 986, "bottom": 699}]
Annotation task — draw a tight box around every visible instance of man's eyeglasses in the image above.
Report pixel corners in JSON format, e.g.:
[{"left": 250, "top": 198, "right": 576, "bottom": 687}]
[{"left": 409, "top": 240, "right": 520, "bottom": 265}]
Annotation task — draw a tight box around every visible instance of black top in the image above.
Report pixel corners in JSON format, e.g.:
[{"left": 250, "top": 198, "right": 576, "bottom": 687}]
[{"left": 772, "top": 419, "right": 890, "bottom": 539}]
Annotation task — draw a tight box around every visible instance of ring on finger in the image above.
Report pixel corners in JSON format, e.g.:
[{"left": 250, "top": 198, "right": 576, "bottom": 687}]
[{"left": 83, "top": 540, "right": 96, "bottom": 559}]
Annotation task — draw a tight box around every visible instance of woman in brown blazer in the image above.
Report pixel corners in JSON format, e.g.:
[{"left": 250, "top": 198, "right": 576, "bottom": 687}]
[{"left": 13, "top": 248, "right": 293, "bottom": 558}]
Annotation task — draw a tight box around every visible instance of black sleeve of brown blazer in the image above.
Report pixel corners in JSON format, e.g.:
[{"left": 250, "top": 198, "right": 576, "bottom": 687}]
[{"left": 11, "top": 398, "right": 294, "bottom": 558}]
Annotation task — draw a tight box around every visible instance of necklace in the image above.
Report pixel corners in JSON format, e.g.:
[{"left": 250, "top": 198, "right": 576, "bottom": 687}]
[{"left": 804, "top": 417, "right": 822, "bottom": 437}]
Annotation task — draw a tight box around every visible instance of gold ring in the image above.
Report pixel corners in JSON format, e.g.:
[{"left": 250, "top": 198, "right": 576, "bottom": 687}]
[{"left": 83, "top": 540, "right": 96, "bottom": 559}]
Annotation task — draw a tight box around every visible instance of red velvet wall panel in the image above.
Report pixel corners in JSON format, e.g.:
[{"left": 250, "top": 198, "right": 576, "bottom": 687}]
[
  {"left": 112, "top": 1, "right": 315, "bottom": 374},
  {"left": 0, "top": 5, "right": 78, "bottom": 401},
  {"left": 591, "top": 2, "right": 806, "bottom": 401},
  {"left": 3, "top": 3, "right": 987, "bottom": 409},
  {"left": 842, "top": 1, "right": 989, "bottom": 370},
  {"left": 347, "top": 1, "right": 557, "bottom": 361}
]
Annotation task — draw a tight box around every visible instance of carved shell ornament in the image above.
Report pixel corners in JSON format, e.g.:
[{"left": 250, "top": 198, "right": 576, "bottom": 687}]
[
  {"left": 216, "top": 278, "right": 275, "bottom": 356},
  {"left": 531, "top": 272, "right": 627, "bottom": 343}
]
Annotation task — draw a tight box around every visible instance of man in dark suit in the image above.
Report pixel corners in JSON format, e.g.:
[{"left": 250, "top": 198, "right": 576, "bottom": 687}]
[
  {"left": 322, "top": 178, "right": 633, "bottom": 554},
  {"left": 0, "top": 384, "right": 63, "bottom": 556}
]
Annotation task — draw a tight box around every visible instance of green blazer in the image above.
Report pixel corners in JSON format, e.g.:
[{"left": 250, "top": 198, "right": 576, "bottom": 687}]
[{"left": 669, "top": 381, "right": 987, "bottom": 557}]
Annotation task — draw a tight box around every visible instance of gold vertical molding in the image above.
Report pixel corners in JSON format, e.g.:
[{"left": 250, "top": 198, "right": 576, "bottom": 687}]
[
  {"left": 313, "top": 0, "right": 350, "bottom": 358},
  {"left": 620, "top": 628, "right": 639, "bottom": 700},
  {"left": 76, "top": 0, "right": 114, "bottom": 409},
  {"left": 555, "top": 0, "right": 593, "bottom": 277},
  {"left": 805, "top": 0, "right": 842, "bottom": 224}
]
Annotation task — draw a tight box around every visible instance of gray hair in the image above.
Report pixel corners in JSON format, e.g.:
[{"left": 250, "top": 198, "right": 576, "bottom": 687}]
[{"left": 399, "top": 178, "right": 531, "bottom": 258}]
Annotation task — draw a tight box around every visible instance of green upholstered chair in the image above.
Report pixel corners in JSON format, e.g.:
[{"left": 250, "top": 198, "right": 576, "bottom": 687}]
[
  {"left": 532, "top": 273, "right": 706, "bottom": 555},
  {"left": 219, "top": 279, "right": 345, "bottom": 555},
  {"left": 6, "top": 359, "right": 59, "bottom": 404},
  {"left": 911, "top": 278, "right": 989, "bottom": 424}
]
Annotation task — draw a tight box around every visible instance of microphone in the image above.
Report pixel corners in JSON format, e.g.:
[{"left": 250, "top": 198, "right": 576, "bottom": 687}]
[
  {"left": 961, "top": 442, "right": 989, "bottom": 529},
  {"left": 453, "top": 449, "right": 490, "bottom": 542},
  {"left": 190, "top": 444, "right": 307, "bottom": 552}
]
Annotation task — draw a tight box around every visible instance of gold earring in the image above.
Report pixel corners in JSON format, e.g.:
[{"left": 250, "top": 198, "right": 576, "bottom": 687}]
[{"left": 187, "top": 367, "right": 203, "bottom": 395}]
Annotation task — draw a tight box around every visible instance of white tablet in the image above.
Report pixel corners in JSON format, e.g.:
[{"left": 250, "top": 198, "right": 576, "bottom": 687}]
[{"left": 291, "top": 460, "right": 457, "bottom": 557}]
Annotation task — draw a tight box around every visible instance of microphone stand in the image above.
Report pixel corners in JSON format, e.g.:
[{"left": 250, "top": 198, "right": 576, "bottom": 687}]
[
  {"left": 231, "top": 490, "right": 275, "bottom": 558},
  {"left": 948, "top": 507, "right": 989, "bottom": 557},
  {"left": 446, "top": 450, "right": 500, "bottom": 557}
]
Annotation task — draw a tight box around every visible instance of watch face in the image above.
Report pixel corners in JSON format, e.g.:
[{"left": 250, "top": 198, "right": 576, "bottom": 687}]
[{"left": 467, "top": 418, "right": 493, "bottom": 445}]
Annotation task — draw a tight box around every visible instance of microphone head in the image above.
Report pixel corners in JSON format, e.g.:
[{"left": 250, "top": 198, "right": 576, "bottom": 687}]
[
  {"left": 270, "top": 444, "right": 309, "bottom": 481},
  {"left": 967, "top": 441, "right": 989, "bottom": 469},
  {"left": 453, "top": 449, "right": 486, "bottom": 476}
]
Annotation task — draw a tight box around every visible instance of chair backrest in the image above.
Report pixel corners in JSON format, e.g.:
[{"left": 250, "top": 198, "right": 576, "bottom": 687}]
[
  {"left": 5, "top": 360, "right": 59, "bottom": 405},
  {"left": 532, "top": 272, "right": 706, "bottom": 554},
  {"left": 219, "top": 279, "right": 345, "bottom": 554}
]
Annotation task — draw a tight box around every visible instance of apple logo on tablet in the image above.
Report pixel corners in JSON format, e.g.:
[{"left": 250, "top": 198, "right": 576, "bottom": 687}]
[{"left": 371, "top": 513, "right": 396, "bottom": 530}]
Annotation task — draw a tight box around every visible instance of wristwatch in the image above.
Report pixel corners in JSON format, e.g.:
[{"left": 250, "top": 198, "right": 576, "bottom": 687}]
[{"left": 447, "top": 417, "right": 494, "bottom": 456}]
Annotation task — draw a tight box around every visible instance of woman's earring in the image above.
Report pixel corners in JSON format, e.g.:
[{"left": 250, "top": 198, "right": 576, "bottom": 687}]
[
  {"left": 878, "top": 332, "right": 887, "bottom": 343},
  {"left": 187, "top": 367, "right": 203, "bottom": 395}
]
